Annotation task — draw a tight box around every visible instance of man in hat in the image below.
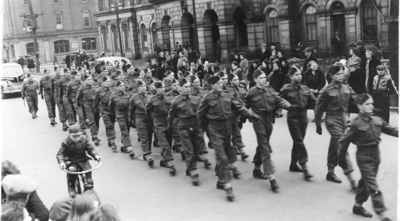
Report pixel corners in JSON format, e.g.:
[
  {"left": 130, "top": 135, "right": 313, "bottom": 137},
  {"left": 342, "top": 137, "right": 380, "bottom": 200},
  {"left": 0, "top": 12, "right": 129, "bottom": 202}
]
[
  {"left": 21, "top": 73, "right": 39, "bottom": 119},
  {"left": 39, "top": 69, "right": 57, "bottom": 125},
  {"left": 198, "top": 75, "right": 259, "bottom": 202},
  {"left": 314, "top": 63, "right": 356, "bottom": 190}
]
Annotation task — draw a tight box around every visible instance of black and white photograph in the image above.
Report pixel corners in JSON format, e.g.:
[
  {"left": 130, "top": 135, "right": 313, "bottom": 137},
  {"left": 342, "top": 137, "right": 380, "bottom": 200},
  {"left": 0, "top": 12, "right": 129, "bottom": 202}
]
[{"left": 0, "top": 0, "right": 399, "bottom": 220}]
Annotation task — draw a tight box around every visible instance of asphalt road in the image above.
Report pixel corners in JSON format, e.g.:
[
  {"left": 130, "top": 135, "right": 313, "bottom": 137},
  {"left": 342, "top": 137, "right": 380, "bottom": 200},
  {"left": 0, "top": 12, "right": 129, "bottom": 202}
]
[{"left": 1, "top": 96, "right": 398, "bottom": 221}]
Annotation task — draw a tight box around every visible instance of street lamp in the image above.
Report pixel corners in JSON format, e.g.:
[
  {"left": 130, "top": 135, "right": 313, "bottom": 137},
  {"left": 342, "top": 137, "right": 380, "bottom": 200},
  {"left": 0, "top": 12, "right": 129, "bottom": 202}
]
[{"left": 110, "top": 0, "right": 124, "bottom": 57}]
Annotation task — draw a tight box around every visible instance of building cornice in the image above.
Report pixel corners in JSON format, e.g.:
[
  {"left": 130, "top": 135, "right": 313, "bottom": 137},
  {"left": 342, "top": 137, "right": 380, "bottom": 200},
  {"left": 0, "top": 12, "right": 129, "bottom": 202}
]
[{"left": 4, "top": 28, "right": 98, "bottom": 41}]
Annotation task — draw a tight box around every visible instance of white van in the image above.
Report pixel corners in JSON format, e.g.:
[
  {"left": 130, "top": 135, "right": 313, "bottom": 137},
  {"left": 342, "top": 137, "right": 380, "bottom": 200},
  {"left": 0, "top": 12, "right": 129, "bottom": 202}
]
[{"left": 0, "top": 63, "right": 25, "bottom": 98}]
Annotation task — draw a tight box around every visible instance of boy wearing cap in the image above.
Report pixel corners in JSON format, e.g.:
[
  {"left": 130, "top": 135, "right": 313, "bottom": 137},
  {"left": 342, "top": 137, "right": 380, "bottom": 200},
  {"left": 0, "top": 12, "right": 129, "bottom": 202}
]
[
  {"left": 280, "top": 65, "right": 315, "bottom": 180},
  {"left": 56, "top": 125, "right": 101, "bottom": 196},
  {"left": 314, "top": 63, "right": 356, "bottom": 189},
  {"left": 245, "top": 69, "right": 291, "bottom": 192},
  {"left": 339, "top": 93, "right": 397, "bottom": 221},
  {"left": 371, "top": 64, "right": 395, "bottom": 122},
  {"left": 198, "top": 75, "right": 259, "bottom": 201}
]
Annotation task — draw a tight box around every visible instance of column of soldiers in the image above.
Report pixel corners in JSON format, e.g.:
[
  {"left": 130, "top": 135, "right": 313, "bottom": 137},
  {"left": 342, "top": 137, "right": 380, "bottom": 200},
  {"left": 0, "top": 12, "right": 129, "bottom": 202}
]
[{"left": 20, "top": 58, "right": 397, "bottom": 221}]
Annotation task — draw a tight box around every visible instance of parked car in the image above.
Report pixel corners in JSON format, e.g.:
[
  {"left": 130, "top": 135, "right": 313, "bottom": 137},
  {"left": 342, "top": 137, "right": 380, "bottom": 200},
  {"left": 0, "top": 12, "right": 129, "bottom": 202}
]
[
  {"left": 1, "top": 63, "right": 25, "bottom": 98},
  {"left": 96, "top": 56, "right": 131, "bottom": 70}
]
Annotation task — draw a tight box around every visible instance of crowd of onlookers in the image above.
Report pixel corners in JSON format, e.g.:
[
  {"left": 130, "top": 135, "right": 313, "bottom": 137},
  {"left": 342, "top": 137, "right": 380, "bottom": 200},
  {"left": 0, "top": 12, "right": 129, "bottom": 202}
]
[{"left": 1, "top": 161, "right": 120, "bottom": 221}]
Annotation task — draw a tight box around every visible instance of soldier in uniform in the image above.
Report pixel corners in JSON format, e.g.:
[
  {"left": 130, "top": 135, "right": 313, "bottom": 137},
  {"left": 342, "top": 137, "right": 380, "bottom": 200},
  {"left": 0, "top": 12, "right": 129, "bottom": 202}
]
[
  {"left": 146, "top": 82, "right": 177, "bottom": 176},
  {"left": 21, "top": 73, "right": 39, "bottom": 119},
  {"left": 163, "top": 78, "right": 181, "bottom": 153},
  {"left": 61, "top": 69, "right": 74, "bottom": 126},
  {"left": 53, "top": 67, "right": 69, "bottom": 131},
  {"left": 66, "top": 70, "right": 84, "bottom": 128},
  {"left": 198, "top": 76, "right": 259, "bottom": 202},
  {"left": 245, "top": 69, "right": 291, "bottom": 193},
  {"left": 39, "top": 69, "right": 57, "bottom": 125},
  {"left": 95, "top": 79, "right": 118, "bottom": 152},
  {"left": 109, "top": 85, "right": 133, "bottom": 153},
  {"left": 314, "top": 63, "right": 356, "bottom": 189},
  {"left": 129, "top": 80, "right": 154, "bottom": 167},
  {"left": 280, "top": 65, "right": 315, "bottom": 180},
  {"left": 339, "top": 93, "right": 397, "bottom": 221},
  {"left": 225, "top": 73, "right": 249, "bottom": 162},
  {"left": 168, "top": 79, "right": 211, "bottom": 186},
  {"left": 77, "top": 78, "right": 101, "bottom": 146}
]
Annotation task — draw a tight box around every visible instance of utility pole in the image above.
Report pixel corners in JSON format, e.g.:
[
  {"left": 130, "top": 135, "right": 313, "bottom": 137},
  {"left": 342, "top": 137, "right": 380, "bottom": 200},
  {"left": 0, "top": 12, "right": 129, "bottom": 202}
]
[
  {"left": 191, "top": 0, "right": 199, "bottom": 52},
  {"left": 26, "top": 0, "right": 40, "bottom": 73},
  {"left": 112, "top": 1, "right": 125, "bottom": 57}
]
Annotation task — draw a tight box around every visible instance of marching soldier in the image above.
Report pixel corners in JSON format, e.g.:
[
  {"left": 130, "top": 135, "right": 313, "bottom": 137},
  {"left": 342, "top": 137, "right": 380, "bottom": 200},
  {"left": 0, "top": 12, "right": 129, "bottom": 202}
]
[
  {"left": 39, "top": 69, "right": 57, "bottom": 125},
  {"left": 198, "top": 76, "right": 259, "bottom": 202},
  {"left": 109, "top": 85, "right": 133, "bottom": 153},
  {"left": 339, "top": 93, "right": 397, "bottom": 221},
  {"left": 61, "top": 70, "right": 74, "bottom": 126},
  {"left": 53, "top": 67, "right": 69, "bottom": 131},
  {"left": 66, "top": 71, "right": 84, "bottom": 128},
  {"left": 129, "top": 80, "right": 154, "bottom": 167},
  {"left": 146, "top": 82, "right": 177, "bottom": 176},
  {"left": 314, "top": 63, "right": 356, "bottom": 190},
  {"left": 77, "top": 78, "right": 101, "bottom": 146},
  {"left": 168, "top": 79, "right": 211, "bottom": 186},
  {"left": 21, "top": 73, "right": 39, "bottom": 119},
  {"left": 280, "top": 65, "right": 315, "bottom": 180},
  {"left": 163, "top": 78, "right": 181, "bottom": 153},
  {"left": 95, "top": 79, "right": 118, "bottom": 151},
  {"left": 245, "top": 69, "right": 291, "bottom": 193}
]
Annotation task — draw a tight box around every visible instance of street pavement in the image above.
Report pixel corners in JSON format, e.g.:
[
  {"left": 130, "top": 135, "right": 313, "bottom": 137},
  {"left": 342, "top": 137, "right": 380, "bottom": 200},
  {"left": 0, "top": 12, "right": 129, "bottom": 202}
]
[{"left": 1, "top": 96, "right": 398, "bottom": 221}]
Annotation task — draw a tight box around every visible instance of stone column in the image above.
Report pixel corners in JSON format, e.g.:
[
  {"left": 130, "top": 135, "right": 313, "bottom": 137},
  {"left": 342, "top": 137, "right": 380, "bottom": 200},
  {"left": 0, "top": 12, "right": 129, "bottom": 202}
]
[
  {"left": 197, "top": 26, "right": 206, "bottom": 57},
  {"left": 107, "top": 22, "right": 114, "bottom": 54},
  {"left": 345, "top": 12, "right": 357, "bottom": 45}
]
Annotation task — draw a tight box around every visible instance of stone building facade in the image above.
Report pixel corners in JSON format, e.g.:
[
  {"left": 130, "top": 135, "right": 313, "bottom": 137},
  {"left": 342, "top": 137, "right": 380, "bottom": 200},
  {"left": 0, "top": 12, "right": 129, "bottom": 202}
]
[
  {"left": 3, "top": 0, "right": 99, "bottom": 64},
  {"left": 95, "top": 0, "right": 398, "bottom": 62}
]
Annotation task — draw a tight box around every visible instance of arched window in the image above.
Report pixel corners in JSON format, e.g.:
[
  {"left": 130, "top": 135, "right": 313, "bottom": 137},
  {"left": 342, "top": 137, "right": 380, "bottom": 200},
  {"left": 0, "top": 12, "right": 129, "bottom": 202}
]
[
  {"left": 82, "top": 38, "right": 96, "bottom": 50},
  {"left": 83, "top": 10, "right": 90, "bottom": 27},
  {"left": 303, "top": 5, "right": 317, "bottom": 41},
  {"left": 361, "top": 0, "right": 378, "bottom": 42},
  {"left": 26, "top": 42, "right": 37, "bottom": 55},
  {"left": 54, "top": 40, "right": 70, "bottom": 54},
  {"left": 56, "top": 13, "right": 62, "bottom": 25},
  {"left": 265, "top": 9, "right": 279, "bottom": 43}
]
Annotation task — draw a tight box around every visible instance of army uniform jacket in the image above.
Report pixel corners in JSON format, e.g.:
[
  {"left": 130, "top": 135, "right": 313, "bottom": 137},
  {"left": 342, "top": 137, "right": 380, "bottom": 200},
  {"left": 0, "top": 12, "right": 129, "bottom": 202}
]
[
  {"left": 245, "top": 85, "right": 290, "bottom": 115},
  {"left": 22, "top": 79, "right": 39, "bottom": 98},
  {"left": 314, "top": 82, "right": 355, "bottom": 122},
  {"left": 39, "top": 75, "right": 54, "bottom": 96},
  {"left": 280, "top": 83, "right": 316, "bottom": 117},
  {"left": 67, "top": 78, "right": 82, "bottom": 103}
]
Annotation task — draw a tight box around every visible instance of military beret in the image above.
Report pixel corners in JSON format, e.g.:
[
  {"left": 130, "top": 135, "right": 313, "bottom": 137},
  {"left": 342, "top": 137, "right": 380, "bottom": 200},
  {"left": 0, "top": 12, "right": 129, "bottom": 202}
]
[
  {"left": 252, "top": 69, "right": 264, "bottom": 79},
  {"left": 208, "top": 76, "right": 220, "bottom": 85}
]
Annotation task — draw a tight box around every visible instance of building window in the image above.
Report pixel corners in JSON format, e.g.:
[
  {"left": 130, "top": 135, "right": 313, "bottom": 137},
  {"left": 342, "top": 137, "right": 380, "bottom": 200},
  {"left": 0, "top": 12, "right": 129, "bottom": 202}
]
[
  {"left": 82, "top": 38, "right": 96, "bottom": 50},
  {"left": 361, "top": 0, "right": 378, "bottom": 42},
  {"left": 265, "top": 9, "right": 279, "bottom": 43},
  {"left": 54, "top": 40, "right": 70, "bottom": 53},
  {"left": 83, "top": 10, "right": 90, "bottom": 27},
  {"left": 98, "top": 0, "right": 105, "bottom": 11},
  {"left": 56, "top": 13, "right": 62, "bottom": 25},
  {"left": 26, "top": 42, "right": 38, "bottom": 55},
  {"left": 304, "top": 5, "right": 317, "bottom": 41}
]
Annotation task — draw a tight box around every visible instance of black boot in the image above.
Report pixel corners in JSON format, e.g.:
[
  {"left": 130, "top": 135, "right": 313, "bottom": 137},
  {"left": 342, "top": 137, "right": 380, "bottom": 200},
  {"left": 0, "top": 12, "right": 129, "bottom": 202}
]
[
  {"left": 289, "top": 163, "right": 303, "bottom": 172},
  {"left": 62, "top": 123, "right": 68, "bottom": 131},
  {"left": 190, "top": 172, "right": 200, "bottom": 186},
  {"left": 50, "top": 118, "right": 57, "bottom": 126},
  {"left": 225, "top": 186, "right": 235, "bottom": 202},
  {"left": 352, "top": 205, "right": 373, "bottom": 218},
  {"left": 231, "top": 167, "right": 241, "bottom": 179},
  {"left": 253, "top": 169, "right": 268, "bottom": 179},
  {"left": 198, "top": 156, "right": 211, "bottom": 169},
  {"left": 160, "top": 160, "right": 176, "bottom": 176},
  {"left": 303, "top": 169, "right": 313, "bottom": 182},
  {"left": 92, "top": 137, "right": 100, "bottom": 146},
  {"left": 326, "top": 172, "right": 342, "bottom": 183},
  {"left": 270, "top": 179, "right": 279, "bottom": 193},
  {"left": 143, "top": 154, "right": 154, "bottom": 168},
  {"left": 216, "top": 181, "right": 225, "bottom": 190}
]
